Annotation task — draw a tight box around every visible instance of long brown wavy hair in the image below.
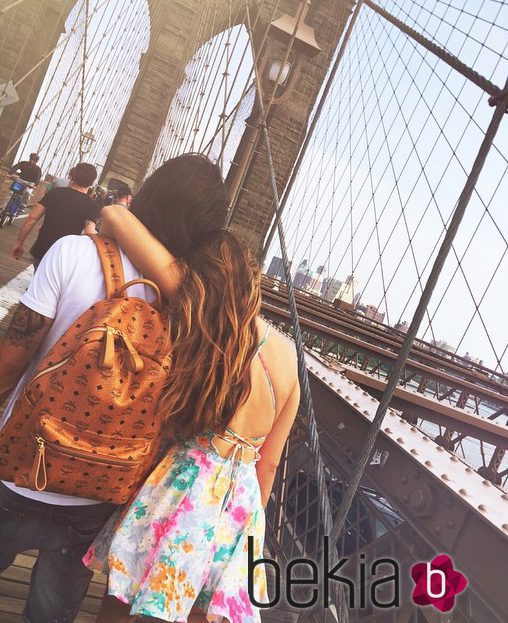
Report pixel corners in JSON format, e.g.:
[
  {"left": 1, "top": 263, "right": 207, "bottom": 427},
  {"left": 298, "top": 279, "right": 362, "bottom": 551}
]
[
  {"left": 131, "top": 154, "right": 261, "bottom": 439},
  {"left": 162, "top": 230, "right": 261, "bottom": 439}
]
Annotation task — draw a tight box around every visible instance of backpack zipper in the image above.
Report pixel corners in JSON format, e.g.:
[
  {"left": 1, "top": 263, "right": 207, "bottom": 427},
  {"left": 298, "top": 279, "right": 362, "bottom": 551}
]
[
  {"left": 29, "top": 357, "right": 70, "bottom": 386},
  {"left": 27, "top": 326, "right": 141, "bottom": 395},
  {"left": 33, "top": 434, "right": 140, "bottom": 466},
  {"left": 31, "top": 433, "right": 141, "bottom": 492}
]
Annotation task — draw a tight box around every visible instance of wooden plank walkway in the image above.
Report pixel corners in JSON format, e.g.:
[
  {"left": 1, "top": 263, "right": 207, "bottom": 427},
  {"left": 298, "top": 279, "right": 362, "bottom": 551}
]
[
  {"left": 0, "top": 550, "right": 297, "bottom": 623},
  {"left": 0, "top": 552, "right": 103, "bottom": 622},
  {"left": 0, "top": 206, "right": 37, "bottom": 334}
]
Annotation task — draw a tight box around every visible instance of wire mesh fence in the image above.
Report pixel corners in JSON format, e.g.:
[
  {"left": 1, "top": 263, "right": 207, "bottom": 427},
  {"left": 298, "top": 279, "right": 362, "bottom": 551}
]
[{"left": 268, "top": 0, "right": 507, "bottom": 377}]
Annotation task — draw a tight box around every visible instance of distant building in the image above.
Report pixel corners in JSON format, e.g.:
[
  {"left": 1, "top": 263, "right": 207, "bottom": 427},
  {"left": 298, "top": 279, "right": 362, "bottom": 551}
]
[
  {"left": 293, "top": 261, "right": 312, "bottom": 290},
  {"left": 394, "top": 320, "right": 409, "bottom": 333},
  {"left": 266, "top": 256, "right": 289, "bottom": 281},
  {"left": 321, "top": 277, "right": 342, "bottom": 302},
  {"left": 295, "top": 270, "right": 323, "bottom": 295},
  {"left": 463, "top": 352, "right": 483, "bottom": 366},
  {"left": 431, "top": 339, "right": 456, "bottom": 354},
  {"left": 364, "top": 304, "right": 385, "bottom": 323},
  {"left": 334, "top": 274, "right": 358, "bottom": 305},
  {"left": 292, "top": 260, "right": 321, "bottom": 294}
]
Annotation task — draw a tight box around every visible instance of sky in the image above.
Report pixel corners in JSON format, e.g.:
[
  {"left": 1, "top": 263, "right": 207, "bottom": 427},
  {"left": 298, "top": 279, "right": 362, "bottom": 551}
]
[
  {"left": 267, "top": 0, "right": 508, "bottom": 372},
  {"left": 13, "top": 0, "right": 508, "bottom": 371}
]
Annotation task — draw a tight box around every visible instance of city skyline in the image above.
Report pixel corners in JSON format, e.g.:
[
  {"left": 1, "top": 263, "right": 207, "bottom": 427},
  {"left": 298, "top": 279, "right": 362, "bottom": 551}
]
[{"left": 265, "top": 254, "right": 489, "bottom": 365}]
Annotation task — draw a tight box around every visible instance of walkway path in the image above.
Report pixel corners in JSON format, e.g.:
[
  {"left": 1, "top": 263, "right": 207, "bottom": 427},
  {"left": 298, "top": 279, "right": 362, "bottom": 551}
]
[{"left": 0, "top": 215, "right": 36, "bottom": 333}]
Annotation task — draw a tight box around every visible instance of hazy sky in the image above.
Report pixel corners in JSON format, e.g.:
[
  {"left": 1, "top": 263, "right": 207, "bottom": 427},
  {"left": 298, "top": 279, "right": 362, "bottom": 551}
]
[{"left": 268, "top": 0, "right": 508, "bottom": 371}]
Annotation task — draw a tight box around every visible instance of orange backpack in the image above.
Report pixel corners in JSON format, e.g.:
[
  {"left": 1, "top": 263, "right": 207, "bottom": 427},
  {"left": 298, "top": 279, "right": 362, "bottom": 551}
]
[{"left": 0, "top": 236, "right": 172, "bottom": 504}]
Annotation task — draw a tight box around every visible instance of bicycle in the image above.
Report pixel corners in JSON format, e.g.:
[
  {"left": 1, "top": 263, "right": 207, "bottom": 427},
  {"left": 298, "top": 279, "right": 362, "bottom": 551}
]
[{"left": 0, "top": 177, "right": 34, "bottom": 227}]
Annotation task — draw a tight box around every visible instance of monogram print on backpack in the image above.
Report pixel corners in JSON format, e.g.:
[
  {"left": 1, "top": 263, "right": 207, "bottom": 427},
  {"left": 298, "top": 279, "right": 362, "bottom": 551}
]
[{"left": 0, "top": 236, "right": 172, "bottom": 504}]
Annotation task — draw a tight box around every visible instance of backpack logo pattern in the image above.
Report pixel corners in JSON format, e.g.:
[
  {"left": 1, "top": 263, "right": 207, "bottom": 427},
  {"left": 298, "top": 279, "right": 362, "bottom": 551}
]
[{"left": 0, "top": 238, "right": 171, "bottom": 504}]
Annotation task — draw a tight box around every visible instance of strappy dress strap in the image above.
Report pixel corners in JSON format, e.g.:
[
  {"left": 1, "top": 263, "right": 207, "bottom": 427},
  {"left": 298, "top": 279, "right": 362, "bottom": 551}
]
[
  {"left": 212, "top": 428, "right": 263, "bottom": 510},
  {"left": 256, "top": 324, "right": 270, "bottom": 353},
  {"left": 256, "top": 326, "right": 276, "bottom": 414}
]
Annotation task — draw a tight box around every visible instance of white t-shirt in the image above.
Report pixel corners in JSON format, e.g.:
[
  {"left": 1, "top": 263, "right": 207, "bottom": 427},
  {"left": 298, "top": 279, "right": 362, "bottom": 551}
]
[{"left": 1, "top": 235, "right": 155, "bottom": 505}]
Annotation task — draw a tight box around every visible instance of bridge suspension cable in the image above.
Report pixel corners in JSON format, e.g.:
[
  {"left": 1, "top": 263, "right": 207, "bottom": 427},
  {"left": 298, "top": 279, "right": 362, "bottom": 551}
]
[
  {"left": 268, "top": 0, "right": 508, "bottom": 374},
  {"left": 5, "top": 0, "right": 155, "bottom": 177}
]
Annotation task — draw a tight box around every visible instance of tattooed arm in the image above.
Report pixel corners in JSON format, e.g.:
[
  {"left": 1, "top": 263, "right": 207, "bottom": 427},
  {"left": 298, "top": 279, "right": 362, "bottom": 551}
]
[{"left": 0, "top": 303, "right": 53, "bottom": 405}]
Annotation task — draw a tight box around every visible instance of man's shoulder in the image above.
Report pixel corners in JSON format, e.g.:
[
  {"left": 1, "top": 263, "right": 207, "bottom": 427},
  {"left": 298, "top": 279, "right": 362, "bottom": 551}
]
[
  {"left": 45, "top": 234, "right": 96, "bottom": 261},
  {"left": 40, "top": 186, "right": 62, "bottom": 201},
  {"left": 43, "top": 186, "right": 92, "bottom": 204},
  {"left": 48, "top": 235, "right": 139, "bottom": 274}
]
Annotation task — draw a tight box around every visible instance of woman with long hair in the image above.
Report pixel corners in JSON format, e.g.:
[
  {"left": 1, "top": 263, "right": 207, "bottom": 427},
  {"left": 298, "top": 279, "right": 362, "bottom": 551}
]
[{"left": 84, "top": 154, "right": 300, "bottom": 623}]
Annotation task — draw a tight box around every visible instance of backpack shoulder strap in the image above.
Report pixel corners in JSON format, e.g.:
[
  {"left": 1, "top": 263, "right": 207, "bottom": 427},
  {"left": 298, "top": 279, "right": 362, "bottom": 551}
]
[{"left": 88, "top": 234, "right": 125, "bottom": 299}]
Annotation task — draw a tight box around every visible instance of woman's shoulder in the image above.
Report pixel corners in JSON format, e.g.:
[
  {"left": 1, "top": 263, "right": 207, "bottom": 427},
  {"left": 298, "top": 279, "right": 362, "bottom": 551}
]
[{"left": 256, "top": 318, "right": 298, "bottom": 383}]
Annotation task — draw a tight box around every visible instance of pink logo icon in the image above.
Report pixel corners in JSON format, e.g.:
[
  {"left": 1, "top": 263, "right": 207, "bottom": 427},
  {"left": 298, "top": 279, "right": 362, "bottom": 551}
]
[{"left": 411, "top": 554, "right": 467, "bottom": 612}]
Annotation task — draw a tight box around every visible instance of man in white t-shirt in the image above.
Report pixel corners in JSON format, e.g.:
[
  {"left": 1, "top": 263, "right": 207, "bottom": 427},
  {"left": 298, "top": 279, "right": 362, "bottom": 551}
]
[
  {"left": 0, "top": 235, "right": 155, "bottom": 623},
  {"left": 0, "top": 154, "right": 230, "bottom": 623}
]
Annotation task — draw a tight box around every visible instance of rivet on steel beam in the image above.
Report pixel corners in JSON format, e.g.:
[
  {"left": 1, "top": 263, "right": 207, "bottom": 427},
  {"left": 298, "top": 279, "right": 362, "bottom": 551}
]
[
  {"left": 328, "top": 382, "right": 334, "bottom": 387},
  {"left": 384, "top": 427, "right": 392, "bottom": 434},
  {"left": 478, "top": 504, "right": 487, "bottom": 512},
  {"left": 424, "top": 460, "right": 433, "bottom": 467},
  {"left": 502, "top": 494, "right": 508, "bottom": 501},
  {"left": 502, "top": 524, "right": 508, "bottom": 532},
  {"left": 436, "top": 446, "right": 444, "bottom": 452},
  {"left": 309, "top": 366, "right": 314, "bottom": 371},
  {"left": 459, "top": 488, "right": 468, "bottom": 496},
  {"left": 482, "top": 480, "right": 491, "bottom": 487},
  {"left": 397, "top": 437, "right": 404, "bottom": 444},
  {"left": 363, "top": 410, "right": 370, "bottom": 416},
  {"left": 410, "top": 427, "right": 417, "bottom": 432},
  {"left": 336, "top": 387, "right": 342, "bottom": 393},
  {"left": 363, "top": 391, "right": 369, "bottom": 396},
  {"left": 345, "top": 395, "right": 351, "bottom": 401},
  {"left": 465, "top": 467, "right": 473, "bottom": 473},
  {"left": 371, "top": 397, "right": 377, "bottom": 402},
  {"left": 353, "top": 402, "right": 360, "bottom": 408},
  {"left": 410, "top": 448, "right": 419, "bottom": 455},
  {"left": 450, "top": 456, "right": 459, "bottom": 462},
  {"left": 399, "top": 418, "right": 407, "bottom": 425},
  {"left": 389, "top": 411, "right": 396, "bottom": 416},
  {"left": 441, "top": 474, "right": 451, "bottom": 481},
  {"left": 422, "top": 437, "right": 430, "bottom": 442}
]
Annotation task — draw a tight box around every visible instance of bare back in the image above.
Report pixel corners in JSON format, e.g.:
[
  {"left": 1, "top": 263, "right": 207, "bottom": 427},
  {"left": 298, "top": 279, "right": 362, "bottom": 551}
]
[{"left": 212, "top": 318, "right": 299, "bottom": 462}]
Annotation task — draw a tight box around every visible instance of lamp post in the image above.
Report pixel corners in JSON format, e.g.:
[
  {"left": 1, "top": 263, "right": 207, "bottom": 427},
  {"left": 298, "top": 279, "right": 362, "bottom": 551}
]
[
  {"left": 79, "top": 129, "right": 95, "bottom": 160},
  {"left": 225, "top": 1, "right": 321, "bottom": 227}
]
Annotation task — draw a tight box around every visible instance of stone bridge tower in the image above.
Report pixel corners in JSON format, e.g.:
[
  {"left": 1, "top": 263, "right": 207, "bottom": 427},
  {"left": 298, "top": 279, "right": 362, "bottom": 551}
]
[{"left": 0, "top": 0, "right": 354, "bottom": 252}]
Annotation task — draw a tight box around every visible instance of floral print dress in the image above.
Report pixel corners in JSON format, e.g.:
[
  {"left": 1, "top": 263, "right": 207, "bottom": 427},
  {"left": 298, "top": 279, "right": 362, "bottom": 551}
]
[{"left": 83, "top": 341, "right": 275, "bottom": 623}]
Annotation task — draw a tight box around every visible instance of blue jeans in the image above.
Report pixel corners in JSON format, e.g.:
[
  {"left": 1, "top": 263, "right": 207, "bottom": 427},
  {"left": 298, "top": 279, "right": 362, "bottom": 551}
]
[{"left": 0, "top": 482, "right": 116, "bottom": 623}]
